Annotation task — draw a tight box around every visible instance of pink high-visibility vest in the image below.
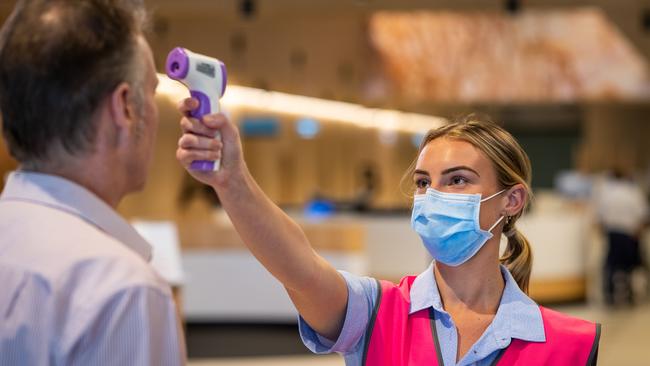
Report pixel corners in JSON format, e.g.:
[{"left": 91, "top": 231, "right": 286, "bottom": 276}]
[{"left": 363, "top": 277, "right": 601, "bottom": 366}]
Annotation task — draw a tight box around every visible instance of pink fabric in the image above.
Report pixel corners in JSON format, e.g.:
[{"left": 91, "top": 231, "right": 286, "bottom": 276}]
[
  {"left": 498, "top": 307, "right": 598, "bottom": 366},
  {"left": 364, "top": 277, "right": 439, "bottom": 366},
  {"left": 364, "top": 277, "right": 598, "bottom": 366}
]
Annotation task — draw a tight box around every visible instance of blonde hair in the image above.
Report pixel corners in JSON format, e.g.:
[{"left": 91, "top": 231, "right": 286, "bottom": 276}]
[{"left": 408, "top": 115, "right": 534, "bottom": 293}]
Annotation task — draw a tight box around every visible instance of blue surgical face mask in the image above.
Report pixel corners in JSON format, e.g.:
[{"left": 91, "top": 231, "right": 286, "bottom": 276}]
[{"left": 411, "top": 188, "right": 505, "bottom": 266}]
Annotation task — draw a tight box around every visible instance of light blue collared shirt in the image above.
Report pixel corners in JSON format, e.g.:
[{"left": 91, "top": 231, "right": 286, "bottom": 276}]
[
  {"left": 299, "top": 263, "right": 545, "bottom": 366},
  {"left": 0, "top": 171, "right": 186, "bottom": 365}
]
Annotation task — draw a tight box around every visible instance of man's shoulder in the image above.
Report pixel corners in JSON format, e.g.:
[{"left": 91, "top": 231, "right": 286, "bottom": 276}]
[{"left": 0, "top": 199, "right": 168, "bottom": 297}]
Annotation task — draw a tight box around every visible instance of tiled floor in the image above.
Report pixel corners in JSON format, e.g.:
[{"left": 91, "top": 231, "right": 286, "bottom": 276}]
[{"left": 188, "top": 302, "right": 650, "bottom": 366}]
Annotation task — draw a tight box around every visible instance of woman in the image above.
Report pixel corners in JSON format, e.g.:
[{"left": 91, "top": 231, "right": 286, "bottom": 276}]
[{"left": 175, "top": 101, "right": 600, "bottom": 366}]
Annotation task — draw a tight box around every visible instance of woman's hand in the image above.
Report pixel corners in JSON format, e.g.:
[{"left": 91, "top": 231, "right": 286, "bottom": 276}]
[{"left": 176, "top": 98, "right": 245, "bottom": 189}]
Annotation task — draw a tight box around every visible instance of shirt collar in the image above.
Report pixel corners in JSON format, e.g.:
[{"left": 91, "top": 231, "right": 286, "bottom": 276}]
[
  {"left": 410, "top": 262, "right": 445, "bottom": 314},
  {"left": 409, "top": 262, "right": 545, "bottom": 343},
  {"left": 1, "top": 171, "right": 152, "bottom": 261}
]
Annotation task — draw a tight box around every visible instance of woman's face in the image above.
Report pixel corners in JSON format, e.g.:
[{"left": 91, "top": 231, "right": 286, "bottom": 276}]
[{"left": 413, "top": 137, "right": 506, "bottom": 231}]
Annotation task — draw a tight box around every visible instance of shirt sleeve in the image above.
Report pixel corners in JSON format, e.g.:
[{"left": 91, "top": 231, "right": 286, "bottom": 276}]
[
  {"left": 298, "top": 270, "right": 378, "bottom": 355},
  {"left": 60, "top": 285, "right": 186, "bottom": 366}
]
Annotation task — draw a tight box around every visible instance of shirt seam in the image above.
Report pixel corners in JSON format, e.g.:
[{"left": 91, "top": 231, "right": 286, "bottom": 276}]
[{"left": 1, "top": 173, "right": 151, "bottom": 260}]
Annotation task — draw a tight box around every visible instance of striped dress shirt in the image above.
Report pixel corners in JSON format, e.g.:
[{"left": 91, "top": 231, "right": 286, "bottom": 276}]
[{"left": 0, "top": 171, "right": 186, "bottom": 365}]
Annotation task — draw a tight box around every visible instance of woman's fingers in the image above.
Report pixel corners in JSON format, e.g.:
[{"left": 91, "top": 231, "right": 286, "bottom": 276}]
[
  {"left": 176, "top": 147, "right": 222, "bottom": 167},
  {"left": 200, "top": 114, "right": 228, "bottom": 129},
  {"left": 180, "top": 117, "right": 218, "bottom": 138},
  {"left": 177, "top": 130, "right": 224, "bottom": 172},
  {"left": 178, "top": 133, "right": 222, "bottom": 151}
]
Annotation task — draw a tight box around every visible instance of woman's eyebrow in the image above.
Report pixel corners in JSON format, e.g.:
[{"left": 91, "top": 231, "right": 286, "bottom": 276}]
[
  {"left": 413, "top": 169, "right": 430, "bottom": 177},
  {"left": 441, "top": 166, "right": 481, "bottom": 177}
]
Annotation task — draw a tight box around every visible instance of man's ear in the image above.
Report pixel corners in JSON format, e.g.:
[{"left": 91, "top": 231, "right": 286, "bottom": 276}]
[
  {"left": 109, "top": 82, "right": 136, "bottom": 132},
  {"left": 503, "top": 183, "right": 527, "bottom": 217}
]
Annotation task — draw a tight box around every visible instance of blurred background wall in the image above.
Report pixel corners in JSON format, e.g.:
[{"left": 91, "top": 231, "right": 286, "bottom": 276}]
[
  {"left": 2, "top": 0, "right": 650, "bottom": 204},
  {"left": 144, "top": 0, "right": 650, "bottom": 197}
]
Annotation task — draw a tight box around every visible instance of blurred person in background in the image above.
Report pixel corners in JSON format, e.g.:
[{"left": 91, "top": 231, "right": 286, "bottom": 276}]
[
  {"left": 178, "top": 172, "right": 222, "bottom": 209},
  {"left": 351, "top": 163, "right": 379, "bottom": 212},
  {"left": 594, "top": 168, "right": 649, "bottom": 306},
  {"left": 0, "top": 0, "right": 185, "bottom": 364},
  {"left": 176, "top": 105, "right": 601, "bottom": 365}
]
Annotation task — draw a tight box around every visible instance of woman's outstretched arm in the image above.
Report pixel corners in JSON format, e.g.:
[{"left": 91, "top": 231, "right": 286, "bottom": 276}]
[{"left": 175, "top": 98, "right": 348, "bottom": 340}]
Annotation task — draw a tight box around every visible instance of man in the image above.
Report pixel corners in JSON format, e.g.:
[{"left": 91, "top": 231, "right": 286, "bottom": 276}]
[{"left": 0, "top": 0, "right": 185, "bottom": 364}]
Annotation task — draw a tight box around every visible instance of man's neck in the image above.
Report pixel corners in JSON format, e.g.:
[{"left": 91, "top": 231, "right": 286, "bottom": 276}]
[{"left": 22, "top": 156, "right": 125, "bottom": 208}]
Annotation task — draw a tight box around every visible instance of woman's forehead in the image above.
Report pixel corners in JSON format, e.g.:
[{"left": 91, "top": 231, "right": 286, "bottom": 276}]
[{"left": 416, "top": 138, "right": 489, "bottom": 172}]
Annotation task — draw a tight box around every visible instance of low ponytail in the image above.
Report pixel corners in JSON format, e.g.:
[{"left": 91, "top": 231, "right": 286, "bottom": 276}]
[{"left": 500, "top": 217, "right": 533, "bottom": 294}]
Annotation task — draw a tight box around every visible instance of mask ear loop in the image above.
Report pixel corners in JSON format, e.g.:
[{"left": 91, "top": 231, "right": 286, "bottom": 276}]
[
  {"left": 487, "top": 215, "right": 505, "bottom": 233},
  {"left": 480, "top": 189, "right": 506, "bottom": 203},
  {"left": 482, "top": 189, "right": 507, "bottom": 233}
]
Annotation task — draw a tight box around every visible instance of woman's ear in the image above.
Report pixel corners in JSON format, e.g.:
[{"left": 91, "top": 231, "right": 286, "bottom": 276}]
[{"left": 504, "top": 183, "right": 527, "bottom": 216}]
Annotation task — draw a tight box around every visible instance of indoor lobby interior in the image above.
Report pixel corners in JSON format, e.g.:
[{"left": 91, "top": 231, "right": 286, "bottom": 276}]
[{"left": 1, "top": 0, "right": 650, "bottom": 365}]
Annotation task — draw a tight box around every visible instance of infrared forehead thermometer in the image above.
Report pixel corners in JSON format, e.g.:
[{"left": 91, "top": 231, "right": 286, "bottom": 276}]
[{"left": 166, "top": 47, "right": 227, "bottom": 172}]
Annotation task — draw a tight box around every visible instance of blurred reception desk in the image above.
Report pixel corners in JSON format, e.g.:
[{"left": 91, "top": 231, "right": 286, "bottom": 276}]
[
  {"left": 176, "top": 208, "right": 367, "bottom": 322},
  {"left": 175, "top": 205, "right": 590, "bottom": 322},
  {"left": 518, "top": 211, "right": 591, "bottom": 304},
  {"left": 354, "top": 211, "right": 592, "bottom": 304}
]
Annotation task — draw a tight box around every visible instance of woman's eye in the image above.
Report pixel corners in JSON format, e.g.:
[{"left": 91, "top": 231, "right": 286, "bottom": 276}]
[
  {"left": 415, "top": 178, "right": 430, "bottom": 189},
  {"left": 450, "top": 176, "right": 468, "bottom": 185}
]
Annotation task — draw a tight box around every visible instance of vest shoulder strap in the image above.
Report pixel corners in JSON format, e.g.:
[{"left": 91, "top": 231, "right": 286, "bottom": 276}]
[
  {"left": 362, "top": 278, "right": 413, "bottom": 365},
  {"left": 363, "top": 277, "right": 440, "bottom": 366},
  {"left": 498, "top": 306, "right": 601, "bottom": 366},
  {"left": 540, "top": 306, "right": 601, "bottom": 366},
  {"left": 361, "top": 278, "right": 384, "bottom": 365}
]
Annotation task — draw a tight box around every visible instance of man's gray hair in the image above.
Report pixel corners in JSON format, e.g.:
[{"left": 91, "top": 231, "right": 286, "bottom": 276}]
[{"left": 0, "top": 0, "right": 149, "bottom": 165}]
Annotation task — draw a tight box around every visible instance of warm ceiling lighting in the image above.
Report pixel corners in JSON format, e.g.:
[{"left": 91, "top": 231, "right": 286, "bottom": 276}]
[{"left": 157, "top": 73, "right": 446, "bottom": 135}]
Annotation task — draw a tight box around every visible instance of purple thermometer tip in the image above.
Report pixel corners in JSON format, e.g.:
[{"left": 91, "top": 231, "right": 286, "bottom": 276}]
[{"left": 165, "top": 47, "right": 189, "bottom": 80}]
